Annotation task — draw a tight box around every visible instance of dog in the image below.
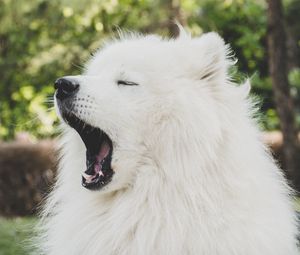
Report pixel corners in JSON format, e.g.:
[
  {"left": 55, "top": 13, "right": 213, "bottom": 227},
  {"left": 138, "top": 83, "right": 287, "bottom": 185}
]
[{"left": 38, "top": 28, "right": 298, "bottom": 254}]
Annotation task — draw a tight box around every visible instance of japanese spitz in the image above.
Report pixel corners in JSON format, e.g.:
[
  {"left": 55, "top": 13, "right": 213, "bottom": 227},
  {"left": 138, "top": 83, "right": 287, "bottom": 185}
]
[{"left": 38, "top": 28, "right": 298, "bottom": 254}]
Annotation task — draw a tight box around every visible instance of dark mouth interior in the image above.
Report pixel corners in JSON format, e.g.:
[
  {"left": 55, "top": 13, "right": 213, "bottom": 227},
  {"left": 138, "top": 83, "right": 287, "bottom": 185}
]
[{"left": 63, "top": 113, "right": 114, "bottom": 190}]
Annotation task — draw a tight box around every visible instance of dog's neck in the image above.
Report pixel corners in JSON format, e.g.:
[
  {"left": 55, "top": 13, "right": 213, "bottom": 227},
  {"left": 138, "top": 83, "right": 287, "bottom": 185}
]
[{"left": 101, "top": 127, "right": 226, "bottom": 217}]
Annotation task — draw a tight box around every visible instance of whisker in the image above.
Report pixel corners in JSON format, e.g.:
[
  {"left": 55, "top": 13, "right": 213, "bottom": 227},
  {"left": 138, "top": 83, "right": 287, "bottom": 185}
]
[{"left": 72, "top": 62, "right": 85, "bottom": 71}]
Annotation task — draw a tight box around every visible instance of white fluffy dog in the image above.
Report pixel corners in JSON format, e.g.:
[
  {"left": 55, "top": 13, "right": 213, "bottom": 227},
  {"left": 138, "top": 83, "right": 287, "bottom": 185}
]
[{"left": 38, "top": 28, "right": 298, "bottom": 254}]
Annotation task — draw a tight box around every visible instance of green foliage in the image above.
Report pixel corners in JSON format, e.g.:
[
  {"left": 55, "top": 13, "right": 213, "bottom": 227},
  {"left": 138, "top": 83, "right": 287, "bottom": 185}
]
[
  {"left": 186, "top": 0, "right": 267, "bottom": 74},
  {"left": 0, "top": 0, "right": 170, "bottom": 140},
  {"left": 289, "top": 68, "right": 300, "bottom": 127},
  {"left": 0, "top": 0, "right": 299, "bottom": 139},
  {"left": 0, "top": 217, "right": 36, "bottom": 255},
  {"left": 289, "top": 68, "right": 300, "bottom": 89}
]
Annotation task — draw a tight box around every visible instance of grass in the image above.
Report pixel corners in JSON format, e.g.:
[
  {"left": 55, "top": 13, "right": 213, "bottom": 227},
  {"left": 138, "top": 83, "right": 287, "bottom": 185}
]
[
  {"left": 0, "top": 217, "right": 36, "bottom": 255},
  {"left": 294, "top": 197, "right": 300, "bottom": 212}
]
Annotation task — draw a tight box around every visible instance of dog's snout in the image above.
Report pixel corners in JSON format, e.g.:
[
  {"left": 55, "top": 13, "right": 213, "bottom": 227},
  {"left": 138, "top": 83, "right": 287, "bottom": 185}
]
[{"left": 54, "top": 77, "right": 80, "bottom": 100}]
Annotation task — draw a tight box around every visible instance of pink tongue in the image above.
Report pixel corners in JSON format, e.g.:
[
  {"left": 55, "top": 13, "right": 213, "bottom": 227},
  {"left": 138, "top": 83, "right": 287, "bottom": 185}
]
[
  {"left": 96, "top": 142, "right": 110, "bottom": 162},
  {"left": 83, "top": 142, "right": 110, "bottom": 183},
  {"left": 93, "top": 142, "right": 110, "bottom": 174}
]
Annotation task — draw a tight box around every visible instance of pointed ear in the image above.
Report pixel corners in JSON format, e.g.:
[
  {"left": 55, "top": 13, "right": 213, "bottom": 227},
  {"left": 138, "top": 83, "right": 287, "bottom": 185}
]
[
  {"left": 176, "top": 22, "right": 191, "bottom": 40},
  {"left": 188, "top": 32, "right": 232, "bottom": 82}
]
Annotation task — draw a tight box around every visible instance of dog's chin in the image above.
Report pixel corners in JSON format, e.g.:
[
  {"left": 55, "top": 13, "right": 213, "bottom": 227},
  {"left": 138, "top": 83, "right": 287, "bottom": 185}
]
[{"left": 61, "top": 111, "right": 114, "bottom": 191}]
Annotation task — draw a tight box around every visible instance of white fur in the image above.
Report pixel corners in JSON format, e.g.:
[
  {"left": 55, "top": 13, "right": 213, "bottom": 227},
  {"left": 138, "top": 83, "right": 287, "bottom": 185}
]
[{"left": 38, "top": 29, "right": 299, "bottom": 254}]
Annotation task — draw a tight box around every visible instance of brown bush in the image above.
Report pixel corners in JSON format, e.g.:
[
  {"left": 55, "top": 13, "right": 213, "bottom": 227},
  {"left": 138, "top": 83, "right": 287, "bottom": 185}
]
[
  {"left": 0, "top": 140, "right": 58, "bottom": 216},
  {"left": 263, "top": 131, "right": 285, "bottom": 163}
]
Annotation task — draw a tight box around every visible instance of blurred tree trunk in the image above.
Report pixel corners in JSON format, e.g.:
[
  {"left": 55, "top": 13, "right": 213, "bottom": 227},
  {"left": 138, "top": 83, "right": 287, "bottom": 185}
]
[
  {"left": 286, "top": 0, "right": 300, "bottom": 70},
  {"left": 267, "top": 0, "right": 300, "bottom": 189}
]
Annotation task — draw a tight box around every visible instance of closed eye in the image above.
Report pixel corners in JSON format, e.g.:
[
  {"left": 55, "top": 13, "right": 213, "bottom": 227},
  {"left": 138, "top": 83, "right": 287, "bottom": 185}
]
[{"left": 117, "top": 80, "right": 139, "bottom": 86}]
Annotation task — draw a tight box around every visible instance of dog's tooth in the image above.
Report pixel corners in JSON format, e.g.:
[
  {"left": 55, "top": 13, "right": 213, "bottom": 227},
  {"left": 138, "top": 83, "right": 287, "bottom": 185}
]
[{"left": 82, "top": 172, "right": 94, "bottom": 181}]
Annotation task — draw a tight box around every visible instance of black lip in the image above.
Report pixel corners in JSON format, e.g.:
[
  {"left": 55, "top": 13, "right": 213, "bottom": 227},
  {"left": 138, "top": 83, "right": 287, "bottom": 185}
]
[{"left": 59, "top": 105, "right": 114, "bottom": 191}]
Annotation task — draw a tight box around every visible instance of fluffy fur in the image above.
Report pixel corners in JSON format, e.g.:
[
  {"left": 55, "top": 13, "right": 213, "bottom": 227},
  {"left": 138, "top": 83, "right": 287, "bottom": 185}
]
[{"left": 38, "top": 29, "right": 298, "bottom": 254}]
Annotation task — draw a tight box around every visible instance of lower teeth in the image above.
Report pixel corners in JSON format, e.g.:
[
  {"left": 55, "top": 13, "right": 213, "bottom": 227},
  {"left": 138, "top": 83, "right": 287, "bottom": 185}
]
[
  {"left": 82, "top": 171, "right": 104, "bottom": 183},
  {"left": 82, "top": 172, "right": 96, "bottom": 183}
]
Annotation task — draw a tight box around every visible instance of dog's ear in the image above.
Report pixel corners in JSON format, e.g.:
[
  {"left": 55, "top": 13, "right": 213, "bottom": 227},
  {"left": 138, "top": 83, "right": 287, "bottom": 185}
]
[{"left": 186, "top": 32, "right": 233, "bottom": 83}]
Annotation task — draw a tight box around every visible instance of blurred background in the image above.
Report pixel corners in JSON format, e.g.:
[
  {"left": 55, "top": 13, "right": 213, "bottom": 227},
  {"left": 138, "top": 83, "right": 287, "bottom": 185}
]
[{"left": 0, "top": 0, "right": 300, "bottom": 254}]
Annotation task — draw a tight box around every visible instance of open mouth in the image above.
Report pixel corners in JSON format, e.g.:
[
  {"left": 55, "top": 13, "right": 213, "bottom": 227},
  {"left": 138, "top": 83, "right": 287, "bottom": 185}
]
[{"left": 62, "top": 113, "right": 114, "bottom": 191}]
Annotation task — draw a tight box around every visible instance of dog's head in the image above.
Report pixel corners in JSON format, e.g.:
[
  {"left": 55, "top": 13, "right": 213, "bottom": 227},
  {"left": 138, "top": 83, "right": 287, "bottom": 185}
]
[{"left": 54, "top": 29, "right": 236, "bottom": 192}]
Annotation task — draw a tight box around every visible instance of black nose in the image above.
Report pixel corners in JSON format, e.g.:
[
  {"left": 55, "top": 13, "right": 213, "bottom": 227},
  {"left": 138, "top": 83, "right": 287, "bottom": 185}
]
[{"left": 54, "top": 78, "right": 79, "bottom": 100}]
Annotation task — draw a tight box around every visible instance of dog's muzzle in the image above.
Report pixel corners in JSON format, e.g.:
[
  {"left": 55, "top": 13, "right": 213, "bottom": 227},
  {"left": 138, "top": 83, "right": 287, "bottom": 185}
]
[{"left": 54, "top": 76, "right": 114, "bottom": 191}]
